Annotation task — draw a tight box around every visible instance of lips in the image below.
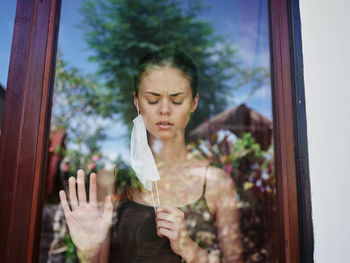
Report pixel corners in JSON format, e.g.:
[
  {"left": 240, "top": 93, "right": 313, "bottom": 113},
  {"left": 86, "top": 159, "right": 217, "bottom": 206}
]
[
  {"left": 156, "top": 120, "right": 174, "bottom": 125},
  {"left": 156, "top": 120, "right": 174, "bottom": 130}
]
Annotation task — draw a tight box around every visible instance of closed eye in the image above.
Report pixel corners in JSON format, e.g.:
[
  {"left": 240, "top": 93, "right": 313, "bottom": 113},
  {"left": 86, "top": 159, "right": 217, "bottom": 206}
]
[{"left": 147, "top": 101, "right": 183, "bottom": 105}]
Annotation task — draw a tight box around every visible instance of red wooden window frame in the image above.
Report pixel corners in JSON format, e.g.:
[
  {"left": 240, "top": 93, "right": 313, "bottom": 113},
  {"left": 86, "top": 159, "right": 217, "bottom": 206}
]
[
  {"left": 0, "top": 0, "right": 61, "bottom": 262},
  {"left": 0, "top": 0, "right": 313, "bottom": 262}
]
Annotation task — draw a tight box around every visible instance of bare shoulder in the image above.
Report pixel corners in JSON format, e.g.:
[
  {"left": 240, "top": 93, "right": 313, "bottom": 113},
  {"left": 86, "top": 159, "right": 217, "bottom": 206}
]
[
  {"left": 192, "top": 161, "right": 238, "bottom": 213},
  {"left": 188, "top": 158, "right": 235, "bottom": 190},
  {"left": 205, "top": 165, "right": 237, "bottom": 193}
]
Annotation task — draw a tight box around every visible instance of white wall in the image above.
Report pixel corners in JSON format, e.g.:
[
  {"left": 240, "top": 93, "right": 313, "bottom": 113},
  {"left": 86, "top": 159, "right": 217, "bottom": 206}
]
[{"left": 299, "top": 0, "right": 350, "bottom": 262}]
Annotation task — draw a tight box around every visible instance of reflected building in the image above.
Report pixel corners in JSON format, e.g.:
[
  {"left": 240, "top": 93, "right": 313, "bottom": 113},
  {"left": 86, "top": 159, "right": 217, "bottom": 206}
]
[{"left": 189, "top": 104, "right": 273, "bottom": 151}]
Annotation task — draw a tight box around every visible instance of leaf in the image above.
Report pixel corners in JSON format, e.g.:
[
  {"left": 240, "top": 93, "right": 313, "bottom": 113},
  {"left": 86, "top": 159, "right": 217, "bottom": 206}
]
[{"left": 243, "top": 182, "right": 254, "bottom": 191}]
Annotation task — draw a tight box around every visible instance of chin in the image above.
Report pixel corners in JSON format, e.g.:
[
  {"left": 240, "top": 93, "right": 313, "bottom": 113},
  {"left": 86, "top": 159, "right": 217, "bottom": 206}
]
[
  {"left": 153, "top": 132, "right": 175, "bottom": 140},
  {"left": 147, "top": 129, "right": 178, "bottom": 141},
  {"left": 158, "top": 134, "right": 177, "bottom": 141}
]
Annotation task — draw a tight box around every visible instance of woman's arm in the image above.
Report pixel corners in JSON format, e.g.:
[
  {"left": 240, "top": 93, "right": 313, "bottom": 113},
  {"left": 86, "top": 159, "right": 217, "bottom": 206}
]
[
  {"left": 96, "top": 234, "right": 111, "bottom": 263},
  {"left": 206, "top": 168, "right": 243, "bottom": 263},
  {"left": 178, "top": 238, "right": 212, "bottom": 263}
]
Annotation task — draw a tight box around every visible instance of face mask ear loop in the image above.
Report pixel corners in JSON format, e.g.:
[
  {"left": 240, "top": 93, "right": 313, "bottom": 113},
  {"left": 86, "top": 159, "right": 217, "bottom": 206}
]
[
  {"left": 155, "top": 181, "right": 161, "bottom": 207},
  {"left": 150, "top": 181, "right": 161, "bottom": 213},
  {"left": 136, "top": 99, "right": 140, "bottom": 115},
  {"left": 150, "top": 184, "right": 157, "bottom": 213}
]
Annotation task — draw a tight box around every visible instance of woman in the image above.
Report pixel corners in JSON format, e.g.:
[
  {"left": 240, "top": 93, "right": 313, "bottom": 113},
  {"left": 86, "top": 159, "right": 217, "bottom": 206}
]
[{"left": 59, "top": 48, "right": 243, "bottom": 263}]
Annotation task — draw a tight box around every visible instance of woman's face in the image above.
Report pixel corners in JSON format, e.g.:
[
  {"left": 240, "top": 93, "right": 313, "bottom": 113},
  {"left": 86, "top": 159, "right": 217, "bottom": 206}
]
[{"left": 133, "top": 66, "right": 199, "bottom": 141}]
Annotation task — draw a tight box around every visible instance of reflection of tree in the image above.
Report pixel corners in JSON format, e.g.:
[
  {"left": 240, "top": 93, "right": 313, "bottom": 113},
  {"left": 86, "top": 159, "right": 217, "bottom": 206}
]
[
  {"left": 80, "top": 0, "right": 269, "bottom": 133},
  {"left": 51, "top": 52, "right": 108, "bottom": 178},
  {"left": 188, "top": 132, "right": 277, "bottom": 263}
]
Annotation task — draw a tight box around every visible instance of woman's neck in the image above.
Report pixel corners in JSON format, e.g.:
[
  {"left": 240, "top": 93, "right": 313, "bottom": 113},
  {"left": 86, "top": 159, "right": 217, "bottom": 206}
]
[{"left": 148, "top": 132, "right": 189, "bottom": 168}]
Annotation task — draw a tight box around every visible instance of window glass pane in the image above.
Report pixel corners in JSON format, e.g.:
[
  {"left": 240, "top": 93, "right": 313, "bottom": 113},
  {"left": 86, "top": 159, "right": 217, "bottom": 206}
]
[
  {"left": 0, "top": 2, "right": 16, "bottom": 138},
  {"left": 40, "top": 1, "right": 277, "bottom": 262}
]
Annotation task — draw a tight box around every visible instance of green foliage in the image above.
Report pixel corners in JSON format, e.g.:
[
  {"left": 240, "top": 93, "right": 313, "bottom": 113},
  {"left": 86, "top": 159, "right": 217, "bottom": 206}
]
[
  {"left": 80, "top": 0, "right": 268, "bottom": 133},
  {"left": 189, "top": 132, "right": 277, "bottom": 262},
  {"left": 64, "top": 234, "right": 78, "bottom": 262},
  {"left": 114, "top": 157, "right": 142, "bottom": 190},
  {"left": 53, "top": 52, "right": 106, "bottom": 129},
  {"left": 52, "top": 53, "right": 109, "bottom": 180}
]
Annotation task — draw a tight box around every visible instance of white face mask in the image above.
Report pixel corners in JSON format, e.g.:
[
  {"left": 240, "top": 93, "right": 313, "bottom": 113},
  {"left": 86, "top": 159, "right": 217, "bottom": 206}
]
[{"left": 130, "top": 100, "right": 160, "bottom": 209}]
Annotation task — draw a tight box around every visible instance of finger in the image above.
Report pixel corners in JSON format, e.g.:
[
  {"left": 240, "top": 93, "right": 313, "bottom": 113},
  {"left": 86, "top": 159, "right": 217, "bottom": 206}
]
[
  {"left": 158, "top": 227, "right": 175, "bottom": 240},
  {"left": 89, "top": 173, "right": 97, "bottom": 208},
  {"left": 156, "top": 211, "right": 178, "bottom": 223},
  {"left": 102, "top": 195, "right": 113, "bottom": 226},
  {"left": 156, "top": 219, "right": 174, "bottom": 231},
  {"left": 77, "top": 169, "right": 87, "bottom": 204},
  {"left": 157, "top": 205, "right": 183, "bottom": 216},
  {"left": 59, "top": 190, "right": 72, "bottom": 219},
  {"left": 68, "top": 176, "right": 78, "bottom": 210}
]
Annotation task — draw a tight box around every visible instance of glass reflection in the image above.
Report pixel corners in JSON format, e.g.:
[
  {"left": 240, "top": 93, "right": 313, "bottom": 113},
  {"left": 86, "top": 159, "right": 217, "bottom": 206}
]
[{"left": 40, "top": 0, "right": 276, "bottom": 262}]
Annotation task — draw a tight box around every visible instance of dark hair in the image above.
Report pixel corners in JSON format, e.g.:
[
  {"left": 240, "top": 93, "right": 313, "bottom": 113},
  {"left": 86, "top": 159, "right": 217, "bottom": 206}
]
[{"left": 134, "top": 47, "right": 198, "bottom": 98}]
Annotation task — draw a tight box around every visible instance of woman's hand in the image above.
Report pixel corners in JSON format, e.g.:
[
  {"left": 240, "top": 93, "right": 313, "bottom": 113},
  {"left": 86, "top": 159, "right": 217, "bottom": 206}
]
[
  {"left": 155, "top": 205, "right": 192, "bottom": 256},
  {"left": 59, "top": 169, "right": 113, "bottom": 261}
]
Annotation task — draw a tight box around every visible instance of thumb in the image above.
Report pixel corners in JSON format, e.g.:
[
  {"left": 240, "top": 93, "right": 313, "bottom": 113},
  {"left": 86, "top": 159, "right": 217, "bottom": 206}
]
[{"left": 102, "top": 195, "right": 113, "bottom": 226}]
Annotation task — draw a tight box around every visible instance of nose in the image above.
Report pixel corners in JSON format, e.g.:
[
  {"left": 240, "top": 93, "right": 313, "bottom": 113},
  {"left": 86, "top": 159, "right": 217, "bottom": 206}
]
[{"left": 158, "top": 99, "right": 172, "bottom": 115}]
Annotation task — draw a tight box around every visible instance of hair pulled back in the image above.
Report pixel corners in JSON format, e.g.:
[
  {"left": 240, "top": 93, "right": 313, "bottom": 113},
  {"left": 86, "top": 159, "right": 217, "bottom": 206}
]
[{"left": 134, "top": 47, "right": 198, "bottom": 98}]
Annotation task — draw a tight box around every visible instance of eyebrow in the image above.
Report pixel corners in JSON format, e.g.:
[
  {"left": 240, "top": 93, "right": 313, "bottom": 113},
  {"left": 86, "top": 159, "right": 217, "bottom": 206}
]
[{"left": 145, "top": 91, "right": 185, "bottom": 97}]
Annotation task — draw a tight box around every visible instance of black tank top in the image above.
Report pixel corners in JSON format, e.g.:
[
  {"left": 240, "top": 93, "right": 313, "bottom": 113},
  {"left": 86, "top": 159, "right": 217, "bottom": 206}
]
[{"left": 109, "top": 172, "right": 221, "bottom": 262}]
